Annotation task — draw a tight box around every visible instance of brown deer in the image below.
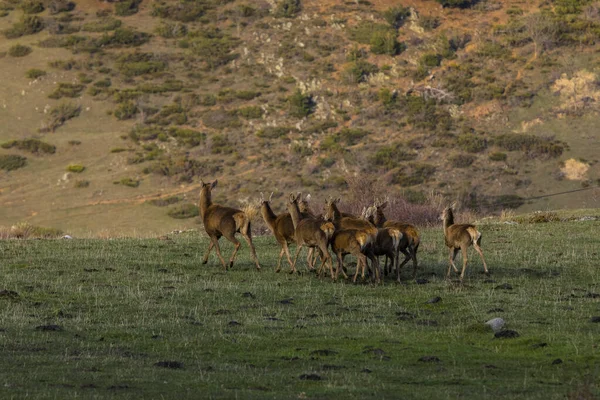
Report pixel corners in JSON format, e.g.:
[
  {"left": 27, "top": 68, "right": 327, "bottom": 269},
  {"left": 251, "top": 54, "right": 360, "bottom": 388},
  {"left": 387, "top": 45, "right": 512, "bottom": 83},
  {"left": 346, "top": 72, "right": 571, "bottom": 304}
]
[
  {"left": 371, "top": 199, "right": 420, "bottom": 281},
  {"left": 324, "top": 197, "right": 381, "bottom": 283},
  {"left": 329, "top": 229, "right": 373, "bottom": 282},
  {"left": 441, "top": 205, "right": 489, "bottom": 281},
  {"left": 286, "top": 193, "right": 335, "bottom": 278},
  {"left": 199, "top": 179, "right": 261, "bottom": 271},
  {"left": 363, "top": 207, "right": 403, "bottom": 283}
]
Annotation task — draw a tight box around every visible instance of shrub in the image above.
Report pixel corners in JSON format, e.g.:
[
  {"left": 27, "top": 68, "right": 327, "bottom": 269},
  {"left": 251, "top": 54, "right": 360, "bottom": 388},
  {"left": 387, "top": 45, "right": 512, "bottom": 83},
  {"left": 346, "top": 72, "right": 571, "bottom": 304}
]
[
  {"left": 74, "top": 180, "right": 90, "bottom": 188},
  {"left": 256, "top": 126, "right": 291, "bottom": 139},
  {"left": 274, "top": 0, "right": 301, "bottom": 18},
  {"left": 168, "top": 128, "right": 206, "bottom": 147},
  {"left": 342, "top": 60, "right": 379, "bottom": 84},
  {"left": 420, "top": 53, "right": 442, "bottom": 68},
  {"left": 188, "top": 33, "right": 240, "bottom": 69},
  {"left": 116, "top": 53, "right": 167, "bottom": 77},
  {"left": 114, "top": 101, "right": 138, "bottom": 120},
  {"left": 155, "top": 21, "right": 187, "bottom": 38},
  {"left": 393, "top": 163, "right": 436, "bottom": 186},
  {"left": 48, "top": 83, "right": 84, "bottom": 99},
  {"left": 202, "top": 109, "right": 241, "bottom": 130},
  {"left": 238, "top": 106, "right": 263, "bottom": 119},
  {"left": 457, "top": 133, "right": 487, "bottom": 153},
  {"left": 82, "top": 18, "right": 122, "bottom": 32},
  {"left": 489, "top": 152, "right": 507, "bottom": 161},
  {"left": 211, "top": 134, "right": 233, "bottom": 154},
  {"left": 97, "top": 27, "right": 150, "bottom": 47},
  {"left": 370, "top": 31, "right": 404, "bottom": 55},
  {"left": 349, "top": 21, "right": 393, "bottom": 45},
  {"left": 21, "top": 1, "right": 44, "bottom": 14},
  {"left": 66, "top": 164, "right": 85, "bottom": 173},
  {"left": 40, "top": 102, "right": 81, "bottom": 132},
  {"left": 3, "top": 15, "right": 44, "bottom": 38},
  {"left": 48, "top": 0, "right": 75, "bottom": 14},
  {"left": 1, "top": 139, "right": 55, "bottom": 154},
  {"left": 115, "top": 178, "right": 140, "bottom": 187},
  {"left": 493, "top": 133, "right": 565, "bottom": 158},
  {"left": 288, "top": 89, "right": 314, "bottom": 118},
  {"left": 8, "top": 44, "right": 32, "bottom": 57},
  {"left": 235, "top": 90, "right": 261, "bottom": 100},
  {"left": 370, "top": 143, "right": 417, "bottom": 168},
  {"left": 383, "top": 6, "right": 410, "bottom": 29},
  {"left": 0, "top": 155, "right": 27, "bottom": 171},
  {"left": 151, "top": 1, "right": 211, "bottom": 22},
  {"left": 24, "top": 68, "right": 46, "bottom": 80},
  {"left": 436, "top": 0, "right": 479, "bottom": 8},
  {"left": 167, "top": 203, "right": 199, "bottom": 219},
  {"left": 338, "top": 128, "right": 369, "bottom": 145},
  {"left": 420, "top": 15, "right": 441, "bottom": 31},
  {"left": 449, "top": 154, "right": 476, "bottom": 168},
  {"left": 114, "top": 0, "right": 141, "bottom": 16},
  {"left": 4, "top": 222, "right": 63, "bottom": 239}
]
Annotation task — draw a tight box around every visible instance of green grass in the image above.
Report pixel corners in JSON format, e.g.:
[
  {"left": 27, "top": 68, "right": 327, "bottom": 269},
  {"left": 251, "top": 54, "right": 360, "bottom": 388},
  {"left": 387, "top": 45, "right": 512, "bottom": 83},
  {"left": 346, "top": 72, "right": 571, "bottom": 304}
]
[{"left": 1, "top": 220, "right": 599, "bottom": 399}]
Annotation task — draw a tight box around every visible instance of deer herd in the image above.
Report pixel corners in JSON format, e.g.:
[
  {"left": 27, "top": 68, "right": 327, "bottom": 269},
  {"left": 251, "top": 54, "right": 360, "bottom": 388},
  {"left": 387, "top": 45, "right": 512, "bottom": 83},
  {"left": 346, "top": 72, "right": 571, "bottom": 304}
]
[{"left": 199, "top": 179, "right": 489, "bottom": 284}]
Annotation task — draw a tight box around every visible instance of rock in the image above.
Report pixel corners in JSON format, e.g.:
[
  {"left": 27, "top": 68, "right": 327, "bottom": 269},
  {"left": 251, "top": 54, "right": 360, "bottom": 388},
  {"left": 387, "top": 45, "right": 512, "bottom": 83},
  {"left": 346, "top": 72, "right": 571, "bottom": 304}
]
[
  {"left": 552, "top": 358, "right": 563, "bottom": 365},
  {"left": 154, "top": 361, "right": 184, "bottom": 369},
  {"left": 590, "top": 316, "right": 600, "bottom": 323},
  {"left": 418, "top": 356, "right": 441, "bottom": 363},
  {"left": 425, "top": 296, "right": 441, "bottom": 304},
  {"left": 299, "top": 373, "right": 322, "bottom": 381},
  {"left": 485, "top": 318, "right": 506, "bottom": 333},
  {"left": 494, "top": 330, "right": 520, "bottom": 339},
  {"left": 495, "top": 283, "right": 513, "bottom": 290}
]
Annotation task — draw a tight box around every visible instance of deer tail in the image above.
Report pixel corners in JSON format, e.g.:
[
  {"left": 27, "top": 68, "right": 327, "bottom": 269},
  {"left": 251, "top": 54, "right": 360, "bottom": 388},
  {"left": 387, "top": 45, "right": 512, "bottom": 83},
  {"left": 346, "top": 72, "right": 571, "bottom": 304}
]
[
  {"left": 356, "top": 231, "right": 369, "bottom": 251},
  {"left": 466, "top": 226, "right": 481, "bottom": 245},
  {"left": 389, "top": 228, "right": 402, "bottom": 251},
  {"left": 320, "top": 221, "right": 335, "bottom": 241}
]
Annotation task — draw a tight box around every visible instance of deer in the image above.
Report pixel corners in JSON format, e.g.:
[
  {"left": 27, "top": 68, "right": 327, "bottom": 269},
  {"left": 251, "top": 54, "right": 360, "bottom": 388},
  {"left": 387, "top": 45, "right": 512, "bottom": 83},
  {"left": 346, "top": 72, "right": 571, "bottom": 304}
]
[
  {"left": 330, "top": 228, "right": 373, "bottom": 282},
  {"left": 199, "top": 179, "right": 261, "bottom": 271},
  {"left": 441, "top": 204, "right": 489, "bottom": 281},
  {"left": 286, "top": 193, "right": 335, "bottom": 278},
  {"left": 362, "top": 207, "right": 403, "bottom": 283},
  {"left": 370, "top": 199, "right": 420, "bottom": 281},
  {"left": 259, "top": 192, "right": 318, "bottom": 273},
  {"left": 324, "top": 197, "right": 381, "bottom": 283}
]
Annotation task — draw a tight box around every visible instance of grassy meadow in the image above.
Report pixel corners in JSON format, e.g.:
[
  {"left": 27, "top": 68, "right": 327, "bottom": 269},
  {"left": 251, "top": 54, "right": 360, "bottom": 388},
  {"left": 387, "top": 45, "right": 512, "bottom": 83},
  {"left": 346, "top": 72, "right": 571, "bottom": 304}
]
[{"left": 1, "top": 217, "right": 600, "bottom": 399}]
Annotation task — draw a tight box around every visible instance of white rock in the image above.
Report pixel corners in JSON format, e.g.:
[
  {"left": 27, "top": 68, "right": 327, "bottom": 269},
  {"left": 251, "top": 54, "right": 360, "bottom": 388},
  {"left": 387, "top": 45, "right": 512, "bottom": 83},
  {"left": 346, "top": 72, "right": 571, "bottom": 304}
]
[{"left": 485, "top": 318, "right": 505, "bottom": 333}]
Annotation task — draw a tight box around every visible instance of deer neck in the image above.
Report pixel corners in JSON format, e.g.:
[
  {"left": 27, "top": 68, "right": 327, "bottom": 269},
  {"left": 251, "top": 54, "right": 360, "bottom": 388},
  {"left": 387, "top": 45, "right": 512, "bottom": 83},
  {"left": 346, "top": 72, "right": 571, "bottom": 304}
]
[
  {"left": 260, "top": 202, "right": 277, "bottom": 230},
  {"left": 374, "top": 209, "right": 386, "bottom": 227},
  {"left": 199, "top": 189, "right": 212, "bottom": 219},
  {"left": 287, "top": 200, "right": 302, "bottom": 230},
  {"left": 443, "top": 209, "right": 454, "bottom": 232}
]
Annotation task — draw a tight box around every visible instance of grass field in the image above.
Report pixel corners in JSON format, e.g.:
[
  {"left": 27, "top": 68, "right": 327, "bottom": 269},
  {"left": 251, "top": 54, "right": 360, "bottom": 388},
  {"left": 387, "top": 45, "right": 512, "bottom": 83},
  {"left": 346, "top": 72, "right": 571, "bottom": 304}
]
[{"left": 1, "top": 217, "right": 599, "bottom": 399}]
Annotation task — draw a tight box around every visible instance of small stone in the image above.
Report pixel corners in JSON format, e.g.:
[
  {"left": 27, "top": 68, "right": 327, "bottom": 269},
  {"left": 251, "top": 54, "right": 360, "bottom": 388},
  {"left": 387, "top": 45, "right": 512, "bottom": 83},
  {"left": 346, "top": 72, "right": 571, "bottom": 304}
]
[
  {"left": 35, "top": 325, "right": 63, "bottom": 331},
  {"left": 495, "top": 283, "right": 513, "bottom": 290},
  {"left": 154, "top": 361, "right": 184, "bottom": 369},
  {"left": 590, "top": 316, "right": 600, "bottom": 323},
  {"left": 425, "top": 296, "right": 441, "bottom": 304},
  {"left": 485, "top": 318, "right": 506, "bottom": 333},
  {"left": 418, "top": 356, "right": 441, "bottom": 363},
  {"left": 299, "top": 373, "right": 322, "bottom": 381},
  {"left": 494, "top": 330, "right": 519, "bottom": 339},
  {"left": 552, "top": 358, "right": 563, "bottom": 365}
]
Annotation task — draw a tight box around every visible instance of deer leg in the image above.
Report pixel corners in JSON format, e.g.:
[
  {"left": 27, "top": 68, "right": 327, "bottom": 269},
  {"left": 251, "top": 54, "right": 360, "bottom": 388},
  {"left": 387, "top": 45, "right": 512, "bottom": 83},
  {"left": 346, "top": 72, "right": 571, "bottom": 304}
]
[
  {"left": 411, "top": 245, "right": 419, "bottom": 280},
  {"left": 276, "top": 247, "right": 285, "bottom": 273},
  {"left": 281, "top": 241, "right": 294, "bottom": 273},
  {"left": 321, "top": 243, "right": 334, "bottom": 280},
  {"left": 459, "top": 246, "right": 468, "bottom": 281},
  {"left": 306, "top": 247, "right": 315, "bottom": 271},
  {"left": 291, "top": 244, "right": 303, "bottom": 275},
  {"left": 202, "top": 240, "right": 215, "bottom": 264},
  {"left": 473, "top": 242, "right": 489, "bottom": 275},
  {"left": 397, "top": 247, "right": 411, "bottom": 277},
  {"left": 240, "top": 231, "right": 261, "bottom": 271},
  {"left": 447, "top": 248, "right": 458, "bottom": 278},
  {"left": 223, "top": 233, "right": 241, "bottom": 270},
  {"left": 368, "top": 251, "right": 381, "bottom": 284},
  {"left": 212, "top": 237, "right": 228, "bottom": 270}
]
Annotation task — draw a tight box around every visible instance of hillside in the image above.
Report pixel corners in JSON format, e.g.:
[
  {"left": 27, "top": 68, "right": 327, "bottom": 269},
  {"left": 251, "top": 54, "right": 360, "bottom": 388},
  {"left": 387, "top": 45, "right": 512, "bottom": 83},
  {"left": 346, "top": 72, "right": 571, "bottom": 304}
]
[{"left": 0, "top": 0, "right": 599, "bottom": 236}]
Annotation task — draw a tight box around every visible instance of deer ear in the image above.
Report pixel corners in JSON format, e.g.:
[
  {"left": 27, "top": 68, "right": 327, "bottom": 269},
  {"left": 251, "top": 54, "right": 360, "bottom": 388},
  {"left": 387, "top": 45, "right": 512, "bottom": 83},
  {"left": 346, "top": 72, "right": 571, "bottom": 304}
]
[
  {"left": 335, "top": 198, "right": 341, "bottom": 204},
  {"left": 211, "top": 180, "right": 218, "bottom": 189},
  {"left": 289, "top": 193, "right": 296, "bottom": 202},
  {"left": 305, "top": 194, "right": 311, "bottom": 201},
  {"left": 269, "top": 192, "right": 273, "bottom": 202},
  {"left": 381, "top": 201, "right": 388, "bottom": 209}
]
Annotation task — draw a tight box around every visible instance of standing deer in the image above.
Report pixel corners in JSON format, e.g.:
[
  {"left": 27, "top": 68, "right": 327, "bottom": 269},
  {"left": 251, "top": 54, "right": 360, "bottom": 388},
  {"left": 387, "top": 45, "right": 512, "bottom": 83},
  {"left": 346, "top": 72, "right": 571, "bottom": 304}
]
[
  {"left": 441, "top": 205, "right": 489, "bottom": 281},
  {"left": 286, "top": 193, "right": 335, "bottom": 278},
  {"left": 371, "top": 199, "right": 420, "bottom": 281},
  {"left": 330, "top": 229, "right": 370, "bottom": 282},
  {"left": 199, "top": 179, "right": 261, "bottom": 271},
  {"left": 324, "top": 197, "right": 381, "bottom": 283},
  {"left": 363, "top": 207, "right": 403, "bottom": 283}
]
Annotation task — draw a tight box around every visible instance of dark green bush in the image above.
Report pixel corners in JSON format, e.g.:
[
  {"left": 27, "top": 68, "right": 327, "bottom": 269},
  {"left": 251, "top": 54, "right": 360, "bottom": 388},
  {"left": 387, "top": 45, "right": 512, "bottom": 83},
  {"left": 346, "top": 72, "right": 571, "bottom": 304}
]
[
  {"left": 0, "top": 155, "right": 27, "bottom": 171},
  {"left": 41, "top": 102, "right": 81, "bottom": 132},
  {"left": 449, "top": 154, "right": 476, "bottom": 168},
  {"left": 21, "top": 1, "right": 44, "bottom": 14},
  {"left": 370, "top": 143, "right": 417, "bottom": 168},
  {"left": 457, "top": 133, "right": 487, "bottom": 153},
  {"left": 129, "top": 125, "right": 162, "bottom": 142},
  {"left": 48, "top": 83, "right": 85, "bottom": 99},
  {"left": 167, "top": 203, "right": 199, "bottom": 219},
  {"left": 26, "top": 69, "right": 46, "bottom": 79},
  {"left": 393, "top": 163, "right": 436, "bottom": 186},
  {"left": 274, "top": 0, "right": 301, "bottom": 18},
  {"left": 74, "top": 180, "right": 90, "bottom": 188},
  {"left": 343, "top": 60, "right": 379, "bottom": 83},
  {"left": 211, "top": 134, "right": 233, "bottom": 154},
  {"left": 238, "top": 106, "right": 263, "bottom": 119},
  {"left": 493, "top": 133, "right": 565, "bottom": 158},
  {"left": 115, "top": 178, "right": 140, "bottom": 187},
  {"left": 114, "top": 0, "right": 141, "bottom": 16},
  {"left": 82, "top": 18, "right": 122, "bottom": 32},
  {"left": 436, "top": 0, "right": 480, "bottom": 8},
  {"left": 202, "top": 109, "right": 241, "bottom": 130},
  {"left": 188, "top": 32, "right": 240, "bottom": 69},
  {"left": 147, "top": 196, "right": 181, "bottom": 207},
  {"left": 370, "top": 31, "right": 404, "bottom": 55},
  {"left": 288, "top": 90, "right": 314, "bottom": 118},
  {"left": 403, "top": 96, "right": 452, "bottom": 133},
  {"left": 420, "top": 53, "right": 442, "bottom": 67},
  {"left": 8, "top": 44, "right": 32, "bottom": 57},
  {"left": 114, "top": 101, "right": 139, "bottom": 120},
  {"left": 349, "top": 21, "right": 393, "bottom": 44},
  {"left": 148, "top": 103, "right": 187, "bottom": 126},
  {"left": 155, "top": 21, "right": 188, "bottom": 38},
  {"left": 256, "top": 126, "right": 291, "bottom": 139},
  {"left": 338, "top": 128, "right": 369, "bottom": 145},
  {"left": 116, "top": 53, "right": 167, "bottom": 76},
  {"left": 1, "top": 139, "right": 55, "bottom": 154},
  {"left": 151, "top": 0, "right": 211, "bottom": 22},
  {"left": 420, "top": 15, "right": 441, "bottom": 31},
  {"left": 3, "top": 15, "right": 44, "bottom": 38},
  {"left": 168, "top": 128, "right": 206, "bottom": 147},
  {"left": 235, "top": 90, "right": 261, "bottom": 100},
  {"left": 383, "top": 6, "right": 410, "bottom": 29},
  {"left": 97, "top": 27, "right": 150, "bottom": 47},
  {"left": 48, "top": 0, "right": 76, "bottom": 14}
]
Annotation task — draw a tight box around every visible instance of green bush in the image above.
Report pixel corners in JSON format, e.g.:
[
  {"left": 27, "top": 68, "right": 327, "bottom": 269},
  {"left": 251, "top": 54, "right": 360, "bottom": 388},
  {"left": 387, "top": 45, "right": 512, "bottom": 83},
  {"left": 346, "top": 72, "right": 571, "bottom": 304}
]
[
  {"left": 167, "top": 203, "right": 199, "bottom": 219},
  {"left": 339, "top": 128, "right": 369, "bottom": 145},
  {"left": 114, "top": 0, "right": 141, "bottom": 16},
  {"left": 147, "top": 196, "right": 181, "bottom": 207},
  {"left": 3, "top": 15, "right": 44, "bottom": 38},
  {"left": 168, "top": 128, "right": 206, "bottom": 147},
  {"left": 370, "top": 31, "right": 404, "bottom": 55},
  {"left": 151, "top": 1, "right": 211, "bottom": 22},
  {"left": 66, "top": 164, "right": 85, "bottom": 173},
  {"left": 393, "top": 163, "right": 436, "bottom": 186},
  {"left": 493, "top": 133, "right": 565, "bottom": 158},
  {"left": 97, "top": 27, "right": 150, "bottom": 47},
  {"left": 8, "top": 44, "right": 32, "bottom": 57},
  {"left": 41, "top": 102, "right": 81, "bottom": 132},
  {"left": 117, "top": 53, "right": 167, "bottom": 76},
  {"left": 256, "top": 126, "right": 291, "bottom": 139},
  {"left": 21, "top": 1, "right": 44, "bottom": 14},
  {"left": 288, "top": 90, "right": 314, "bottom": 118},
  {"left": 238, "top": 106, "right": 263, "bottom": 119},
  {"left": 457, "top": 133, "right": 487, "bottom": 153},
  {"left": 274, "top": 0, "right": 301, "bottom": 18},
  {"left": 370, "top": 143, "right": 417, "bottom": 168},
  {"left": 342, "top": 60, "right": 379, "bottom": 84},
  {"left": 155, "top": 21, "right": 188, "bottom": 38},
  {"left": 202, "top": 109, "right": 241, "bottom": 129},
  {"left": 420, "top": 53, "right": 442, "bottom": 67},
  {"left": 436, "top": 0, "right": 479, "bottom": 8},
  {"left": 211, "top": 134, "right": 233, "bottom": 154},
  {"left": 383, "top": 6, "right": 410, "bottom": 29},
  {"left": 114, "top": 101, "right": 138, "bottom": 120},
  {"left": 48, "top": 83, "right": 84, "bottom": 99},
  {"left": 48, "top": 0, "right": 75, "bottom": 14},
  {"left": 188, "top": 33, "right": 240, "bottom": 69},
  {"left": 148, "top": 104, "right": 187, "bottom": 126},
  {"left": 26, "top": 68, "right": 46, "bottom": 79},
  {"left": 489, "top": 152, "right": 507, "bottom": 161},
  {"left": 420, "top": 15, "right": 441, "bottom": 31},
  {"left": 82, "top": 18, "right": 122, "bottom": 32},
  {"left": 235, "top": 90, "right": 261, "bottom": 100},
  {"left": 1, "top": 139, "right": 55, "bottom": 154},
  {"left": 114, "top": 178, "right": 140, "bottom": 187},
  {"left": 449, "top": 154, "right": 476, "bottom": 168},
  {"left": 349, "top": 21, "right": 393, "bottom": 45},
  {"left": 0, "top": 155, "right": 27, "bottom": 171}
]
